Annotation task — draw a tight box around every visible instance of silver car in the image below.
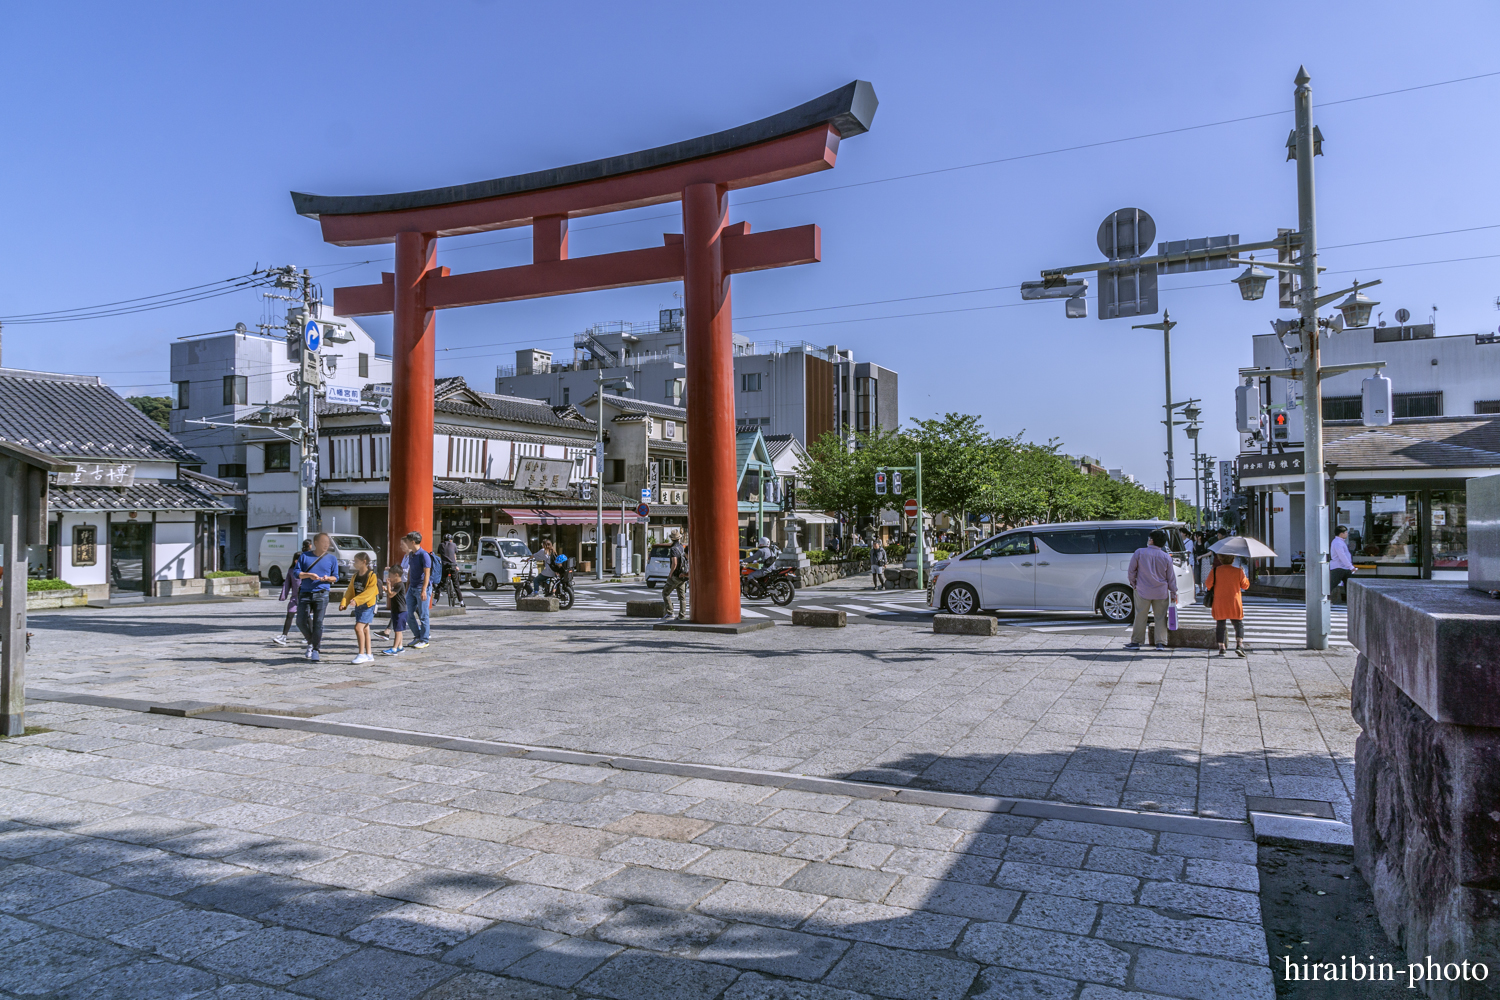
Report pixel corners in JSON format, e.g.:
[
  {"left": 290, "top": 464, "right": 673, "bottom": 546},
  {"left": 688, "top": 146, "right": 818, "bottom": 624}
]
[{"left": 926, "top": 520, "right": 1195, "bottom": 623}]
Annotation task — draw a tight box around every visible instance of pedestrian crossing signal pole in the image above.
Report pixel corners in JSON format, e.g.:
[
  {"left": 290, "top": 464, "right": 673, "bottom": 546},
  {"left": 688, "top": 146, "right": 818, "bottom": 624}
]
[{"left": 875, "top": 454, "right": 925, "bottom": 591}]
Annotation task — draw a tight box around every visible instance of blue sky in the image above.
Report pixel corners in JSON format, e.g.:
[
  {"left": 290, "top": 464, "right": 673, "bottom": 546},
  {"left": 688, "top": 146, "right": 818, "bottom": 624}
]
[{"left": 4, "top": 1, "right": 1499, "bottom": 496}]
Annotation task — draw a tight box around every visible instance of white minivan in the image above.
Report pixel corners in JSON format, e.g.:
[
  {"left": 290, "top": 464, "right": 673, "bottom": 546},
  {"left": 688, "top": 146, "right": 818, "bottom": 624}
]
[
  {"left": 926, "top": 520, "right": 1195, "bottom": 623},
  {"left": 259, "top": 532, "right": 379, "bottom": 587},
  {"left": 464, "top": 536, "right": 536, "bottom": 590}
]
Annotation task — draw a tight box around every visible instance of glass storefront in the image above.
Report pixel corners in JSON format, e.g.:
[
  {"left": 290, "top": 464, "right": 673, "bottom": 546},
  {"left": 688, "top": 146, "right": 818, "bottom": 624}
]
[
  {"left": 1430, "top": 489, "right": 1468, "bottom": 571},
  {"left": 1332, "top": 488, "right": 1467, "bottom": 576}
]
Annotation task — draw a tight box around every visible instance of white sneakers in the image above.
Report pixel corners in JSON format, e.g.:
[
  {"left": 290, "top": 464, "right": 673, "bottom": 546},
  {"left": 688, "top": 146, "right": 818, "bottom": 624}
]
[
  {"left": 271, "top": 634, "right": 288, "bottom": 646},
  {"left": 351, "top": 653, "right": 374, "bottom": 664}
]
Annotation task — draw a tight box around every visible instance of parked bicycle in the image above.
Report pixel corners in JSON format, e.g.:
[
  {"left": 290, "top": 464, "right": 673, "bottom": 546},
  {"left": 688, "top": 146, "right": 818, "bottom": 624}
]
[{"left": 513, "top": 556, "right": 575, "bottom": 610}]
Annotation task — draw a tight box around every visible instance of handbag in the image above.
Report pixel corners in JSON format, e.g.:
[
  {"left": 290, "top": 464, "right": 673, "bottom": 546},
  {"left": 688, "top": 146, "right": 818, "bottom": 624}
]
[{"left": 1202, "top": 565, "right": 1215, "bottom": 608}]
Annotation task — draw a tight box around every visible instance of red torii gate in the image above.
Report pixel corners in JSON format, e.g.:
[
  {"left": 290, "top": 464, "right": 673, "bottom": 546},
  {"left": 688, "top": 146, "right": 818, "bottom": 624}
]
[{"left": 292, "top": 81, "right": 877, "bottom": 624}]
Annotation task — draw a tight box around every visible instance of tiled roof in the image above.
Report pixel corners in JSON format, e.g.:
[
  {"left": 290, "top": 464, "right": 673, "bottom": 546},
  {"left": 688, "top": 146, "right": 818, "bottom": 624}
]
[
  {"left": 251, "top": 378, "right": 596, "bottom": 433},
  {"left": 48, "top": 481, "right": 233, "bottom": 513},
  {"left": 0, "top": 372, "right": 200, "bottom": 463},
  {"left": 1325, "top": 415, "right": 1500, "bottom": 455},
  {"left": 1323, "top": 430, "right": 1500, "bottom": 470},
  {"left": 582, "top": 393, "right": 688, "bottom": 419}
]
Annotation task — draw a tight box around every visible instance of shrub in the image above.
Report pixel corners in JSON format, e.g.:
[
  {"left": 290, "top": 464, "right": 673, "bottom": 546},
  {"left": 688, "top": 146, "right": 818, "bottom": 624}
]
[
  {"left": 27, "top": 578, "right": 73, "bottom": 592},
  {"left": 205, "top": 570, "right": 249, "bottom": 578}
]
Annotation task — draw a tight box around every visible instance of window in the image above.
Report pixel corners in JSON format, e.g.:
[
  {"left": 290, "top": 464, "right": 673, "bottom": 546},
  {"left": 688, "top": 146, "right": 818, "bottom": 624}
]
[
  {"left": 1477, "top": 400, "right": 1500, "bottom": 415},
  {"left": 562, "top": 387, "right": 570, "bottom": 406},
  {"left": 72, "top": 525, "right": 97, "bottom": 566},
  {"left": 741, "top": 373, "right": 762, "bottom": 392},
  {"left": 607, "top": 459, "right": 626, "bottom": 483},
  {"left": 175, "top": 380, "right": 190, "bottom": 409},
  {"left": 264, "top": 441, "right": 291, "bottom": 472},
  {"left": 1322, "top": 396, "right": 1362, "bottom": 421},
  {"left": 358, "top": 353, "right": 369, "bottom": 378},
  {"left": 1102, "top": 528, "right": 1151, "bottom": 553},
  {"left": 965, "top": 533, "right": 1033, "bottom": 559},
  {"left": 1395, "top": 391, "right": 1443, "bottom": 418},
  {"left": 1035, "top": 530, "right": 1100, "bottom": 554},
  {"left": 218, "top": 464, "right": 246, "bottom": 479},
  {"left": 666, "top": 378, "right": 684, "bottom": 404},
  {"left": 223, "top": 375, "right": 248, "bottom": 406}
]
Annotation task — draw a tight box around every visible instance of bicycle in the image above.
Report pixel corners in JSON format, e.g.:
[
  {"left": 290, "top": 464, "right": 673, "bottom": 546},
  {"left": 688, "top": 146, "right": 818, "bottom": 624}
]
[
  {"left": 513, "top": 558, "right": 574, "bottom": 610},
  {"left": 438, "top": 565, "right": 466, "bottom": 608}
]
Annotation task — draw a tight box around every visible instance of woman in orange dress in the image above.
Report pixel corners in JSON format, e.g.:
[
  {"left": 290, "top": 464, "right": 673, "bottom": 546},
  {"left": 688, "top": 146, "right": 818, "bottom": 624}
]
[{"left": 1208, "top": 552, "right": 1251, "bottom": 657}]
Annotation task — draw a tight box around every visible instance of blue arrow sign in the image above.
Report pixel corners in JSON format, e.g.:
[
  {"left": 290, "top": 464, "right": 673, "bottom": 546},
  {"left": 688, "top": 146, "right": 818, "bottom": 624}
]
[{"left": 304, "top": 321, "right": 322, "bottom": 353}]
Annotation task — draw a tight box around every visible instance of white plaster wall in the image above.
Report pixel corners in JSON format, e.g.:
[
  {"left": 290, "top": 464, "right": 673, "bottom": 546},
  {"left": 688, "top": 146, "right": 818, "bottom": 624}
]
[
  {"left": 153, "top": 517, "right": 197, "bottom": 581},
  {"left": 54, "top": 513, "right": 108, "bottom": 587}
]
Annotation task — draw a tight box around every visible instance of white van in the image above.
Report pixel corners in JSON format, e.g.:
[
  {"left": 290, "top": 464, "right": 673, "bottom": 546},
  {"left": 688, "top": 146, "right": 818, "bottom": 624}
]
[
  {"left": 259, "top": 532, "right": 379, "bottom": 586},
  {"left": 464, "top": 536, "right": 536, "bottom": 590},
  {"left": 927, "top": 520, "right": 1195, "bottom": 623}
]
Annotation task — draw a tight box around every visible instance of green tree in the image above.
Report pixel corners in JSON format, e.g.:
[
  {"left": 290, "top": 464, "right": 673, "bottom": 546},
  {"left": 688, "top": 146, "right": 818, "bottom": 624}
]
[
  {"left": 902, "top": 412, "right": 999, "bottom": 519},
  {"left": 127, "top": 395, "right": 173, "bottom": 430}
]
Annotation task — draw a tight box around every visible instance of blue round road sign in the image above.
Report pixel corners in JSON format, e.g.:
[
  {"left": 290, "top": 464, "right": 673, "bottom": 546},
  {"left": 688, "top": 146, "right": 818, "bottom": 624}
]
[
  {"left": 635, "top": 503, "right": 650, "bottom": 518},
  {"left": 304, "top": 321, "right": 322, "bottom": 353}
]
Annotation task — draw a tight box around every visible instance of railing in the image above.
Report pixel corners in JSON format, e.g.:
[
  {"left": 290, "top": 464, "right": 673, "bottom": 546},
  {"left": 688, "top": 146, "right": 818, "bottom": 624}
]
[{"left": 495, "top": 334, "right": 840, "bottom": 382}]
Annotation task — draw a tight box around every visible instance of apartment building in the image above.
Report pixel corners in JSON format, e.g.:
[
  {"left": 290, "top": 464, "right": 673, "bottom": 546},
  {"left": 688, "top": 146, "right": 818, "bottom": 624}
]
[{"left": 494, "top": 313, "right": 899, "bottom": 447}]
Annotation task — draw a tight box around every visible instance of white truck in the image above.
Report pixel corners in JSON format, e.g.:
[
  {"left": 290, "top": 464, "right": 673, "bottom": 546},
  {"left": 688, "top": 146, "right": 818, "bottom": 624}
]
[
  {"left": 259, "top": 532, "right": 379, "bottom": 587},
  {"left": 462, "top": 536, "right": 536, "bottom": 590}
]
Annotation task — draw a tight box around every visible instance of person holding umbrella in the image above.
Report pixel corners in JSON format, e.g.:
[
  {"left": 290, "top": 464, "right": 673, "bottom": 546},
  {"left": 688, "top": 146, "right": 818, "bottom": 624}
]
[{"left": 1206, "top": 534, "right": 1276, "bottom": 657}]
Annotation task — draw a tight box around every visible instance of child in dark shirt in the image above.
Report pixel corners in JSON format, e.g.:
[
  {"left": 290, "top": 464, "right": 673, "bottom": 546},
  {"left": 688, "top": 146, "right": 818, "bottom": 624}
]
[{"left": 381, "top": 565, "right": 407, "bottom": 655}]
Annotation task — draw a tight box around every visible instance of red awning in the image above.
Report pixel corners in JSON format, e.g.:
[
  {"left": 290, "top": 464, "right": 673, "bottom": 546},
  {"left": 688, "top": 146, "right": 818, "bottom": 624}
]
[{"left": 499, "top": 507, "right": 605, "bottom": 525}]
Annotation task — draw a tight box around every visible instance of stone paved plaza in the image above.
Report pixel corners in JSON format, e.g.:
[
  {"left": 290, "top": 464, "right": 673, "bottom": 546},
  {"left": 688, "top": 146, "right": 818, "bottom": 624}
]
[
  {"left": 24, "top": 594, "right": 1360, "bottom": 823},
  {"left": 1, "top": 698, "right": 1275, "bottom": 1000},
  {"left": 0, "top": 593, "right": 1366, "bottom": 997}
]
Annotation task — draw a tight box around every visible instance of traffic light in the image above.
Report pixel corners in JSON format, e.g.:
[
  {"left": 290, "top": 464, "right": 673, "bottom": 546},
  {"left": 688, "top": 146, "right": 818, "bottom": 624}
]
[
  {"left": 892, "top": 471, "right": 902, "bottom": 495},
  {"left": 875, "top": 471, "right": 887, "bottom": 495},
  {"left": 1362, "top": 372, "right": 1393, "bottom": 427},
  {"left": 1235, "top": 384, "right": 1260, "bottom": 433},
  {"left": 1271, "top": 411, "right": 1290, "bottom": 440}
]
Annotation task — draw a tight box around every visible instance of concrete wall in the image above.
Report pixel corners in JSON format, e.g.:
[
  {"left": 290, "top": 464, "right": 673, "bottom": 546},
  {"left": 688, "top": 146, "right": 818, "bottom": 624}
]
[
  {"left": 53, "top": 513, "right": 108, "bottom": 588},
  {"left": 152, "top": 516, "right": 197, "bottom": 581}
]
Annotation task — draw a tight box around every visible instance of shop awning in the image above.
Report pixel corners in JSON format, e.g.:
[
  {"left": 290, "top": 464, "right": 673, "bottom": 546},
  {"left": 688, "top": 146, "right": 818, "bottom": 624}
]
[
  {"left": 500, "top": 507, "right": 607, "bottom": 525},
  {"left": 793, "top": 511, "right": 838, "bottom": 525}
]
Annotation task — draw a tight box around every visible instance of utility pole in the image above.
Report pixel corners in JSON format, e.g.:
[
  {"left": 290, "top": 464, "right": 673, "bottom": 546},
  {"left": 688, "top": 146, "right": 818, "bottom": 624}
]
[
  {"left": 259, "top": 266, "right": 323, "bottom": 547},
  {"left": 1293, "top": 67, "right": 1330, "bottom": 650}
]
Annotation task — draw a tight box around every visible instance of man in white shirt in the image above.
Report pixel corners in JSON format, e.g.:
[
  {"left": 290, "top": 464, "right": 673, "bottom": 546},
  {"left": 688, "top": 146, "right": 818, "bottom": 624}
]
[{"left": 1330, "top": 525, "right": 1355, "bottom": 602}]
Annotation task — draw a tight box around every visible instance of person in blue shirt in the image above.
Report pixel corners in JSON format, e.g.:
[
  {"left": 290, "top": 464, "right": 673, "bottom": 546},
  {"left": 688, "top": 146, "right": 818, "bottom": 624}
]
[
  {"left": 401, "top": 531, "right": 434, "bottom": 648},
  {"left": 292, "top": 532, "right": 339, "bottom": 662}
]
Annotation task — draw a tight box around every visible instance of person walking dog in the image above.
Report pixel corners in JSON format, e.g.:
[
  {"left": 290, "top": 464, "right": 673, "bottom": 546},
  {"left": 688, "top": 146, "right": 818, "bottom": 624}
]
[{"left": 1206, "top": 552, "right": 1251, "bottom": 657}]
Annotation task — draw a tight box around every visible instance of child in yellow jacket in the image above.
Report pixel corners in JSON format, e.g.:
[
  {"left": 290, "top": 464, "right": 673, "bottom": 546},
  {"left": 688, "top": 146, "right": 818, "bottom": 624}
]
[{"left": 339, "top": 552, "right": 379, "bottom": 664}]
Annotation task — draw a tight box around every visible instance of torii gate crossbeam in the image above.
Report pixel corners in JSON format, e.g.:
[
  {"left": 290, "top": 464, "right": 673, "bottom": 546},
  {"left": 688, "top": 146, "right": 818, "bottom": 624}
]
[{"left": 292, "top": 81, "right": 877, "bottom": 624}]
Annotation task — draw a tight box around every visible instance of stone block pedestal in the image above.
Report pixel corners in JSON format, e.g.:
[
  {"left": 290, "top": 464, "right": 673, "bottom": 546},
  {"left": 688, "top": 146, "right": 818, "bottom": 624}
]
[{"left": 1348, "top": 580, "right": 1500, "bottom": 997}]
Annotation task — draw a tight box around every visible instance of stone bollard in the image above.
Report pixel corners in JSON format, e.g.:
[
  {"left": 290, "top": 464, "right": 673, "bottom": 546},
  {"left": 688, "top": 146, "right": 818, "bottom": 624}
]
[
  {"left": 515, "top": 596, "right": 560, "bottom": 612},
  {"left": 626, "top": 600, "right": 666, "bottom": 618},
  {"left": 1166, "top": 625, "right": 1216, "bottom": 649},
  {"left": 1348, "top": 579, "right": 1500, "bottom": 994},
  {"left": 791, "top": 609, "right": 845, "bottom": 628},
  {"left": 933, "top": 614, "right": 998, "bottom": 636}
]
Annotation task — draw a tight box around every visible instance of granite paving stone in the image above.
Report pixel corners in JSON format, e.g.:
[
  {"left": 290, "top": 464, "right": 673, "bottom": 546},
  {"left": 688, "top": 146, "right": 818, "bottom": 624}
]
[
  {"left": 698, "top": 923, "right": 851, "bottom": 980},
  {"left": 958, "top": 920, "right": 1131, "bottom": 986}
]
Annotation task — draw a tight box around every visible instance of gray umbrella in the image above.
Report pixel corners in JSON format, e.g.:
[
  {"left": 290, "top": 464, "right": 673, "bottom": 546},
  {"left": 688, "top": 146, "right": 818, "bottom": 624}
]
[{"left": 1208, "top": 535, "right": 1277, "bottom": 559}]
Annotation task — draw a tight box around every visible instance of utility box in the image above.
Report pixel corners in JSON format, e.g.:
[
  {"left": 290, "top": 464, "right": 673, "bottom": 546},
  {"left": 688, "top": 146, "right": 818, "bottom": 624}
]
[{"left": 1469, "top": 473, "right": 1500, "bottom": 593}]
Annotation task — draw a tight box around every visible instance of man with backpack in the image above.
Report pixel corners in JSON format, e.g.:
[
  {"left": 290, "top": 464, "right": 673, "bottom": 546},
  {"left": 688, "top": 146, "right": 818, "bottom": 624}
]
[{"left": 661, "top": 529, "right": 689, "bottom": 620}]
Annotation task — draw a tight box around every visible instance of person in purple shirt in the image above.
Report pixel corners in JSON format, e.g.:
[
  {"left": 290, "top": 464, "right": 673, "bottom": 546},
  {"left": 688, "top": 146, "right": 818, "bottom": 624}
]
[
  {"left": 1330, "top": 525, "right": 1355, "bottom": 602},
  {"left": 1124, "top": 528, "right": 1178, "bottom": 651}
]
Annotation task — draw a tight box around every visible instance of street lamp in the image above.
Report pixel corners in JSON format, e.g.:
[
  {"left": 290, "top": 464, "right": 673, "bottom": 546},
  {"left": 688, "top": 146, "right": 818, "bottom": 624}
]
[
  {"left": 1232, "top": 262, "right": 1273, "bottom": 302},
  {"left": 1337, "top": 283, "right": 1380, "bottom": 329}
]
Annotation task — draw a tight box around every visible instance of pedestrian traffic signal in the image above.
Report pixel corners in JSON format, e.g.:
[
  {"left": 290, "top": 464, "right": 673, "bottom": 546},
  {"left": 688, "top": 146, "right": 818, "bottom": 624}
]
[
  {"left": 875, "top": 471, "right": 887, "bottom": 495},
  {"left": 1362, "top": 372, "right": 1393, "bottom": 427},
  {"left": 1271, "top": 411, "right": 1289, "bottom": 440},
  {"left": 892, "top": 471, "right": 902, "bottom": 495},
  {"left": 1235, "top": 383, "right": 1260, "bottom": 433}
]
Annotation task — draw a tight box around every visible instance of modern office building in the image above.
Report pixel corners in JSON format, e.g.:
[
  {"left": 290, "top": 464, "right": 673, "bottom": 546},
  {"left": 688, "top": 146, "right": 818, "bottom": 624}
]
[
  {"left": 1236, "top": 317, "right": 1500, "bottom": 580},
  {"left": 168, "top": 304, "right": 391, "bottom": 568},
  {"left": 494, "top": 313, "right": 898, "bottom": 447}
]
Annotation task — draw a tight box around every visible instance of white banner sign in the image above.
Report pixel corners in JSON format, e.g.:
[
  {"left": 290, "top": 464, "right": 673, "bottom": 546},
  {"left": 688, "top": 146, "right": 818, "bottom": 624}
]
[
  {"left": 326, "top": 385, "right": 362, "bottom": 405},
  {"left": 54, "top": 463, "right": 135, "bottom": 487}
]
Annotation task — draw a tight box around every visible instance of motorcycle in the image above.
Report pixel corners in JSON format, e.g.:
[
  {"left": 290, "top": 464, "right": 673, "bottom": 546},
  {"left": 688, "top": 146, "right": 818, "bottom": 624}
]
[
  {"left": 513, "top": 557, "right": 575, "bottom": 610},
  {"left": 740, "top": 560, "right": 797, "bottom": 606}
]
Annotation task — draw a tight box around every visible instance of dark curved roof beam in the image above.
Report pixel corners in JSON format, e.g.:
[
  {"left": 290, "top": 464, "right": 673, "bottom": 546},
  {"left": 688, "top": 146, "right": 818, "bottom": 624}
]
[{"left": 293, "top": 81, "right": 876, "bottom": 247}]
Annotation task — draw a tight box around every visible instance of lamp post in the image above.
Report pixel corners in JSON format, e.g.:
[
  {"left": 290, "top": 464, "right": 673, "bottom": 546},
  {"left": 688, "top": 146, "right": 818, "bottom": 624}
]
[
  {"left": 1184, "top": 403, "right": 1203, "bottom": 528},
  {"left": 1130, "top": 311, "right": 1181, "bottom": 521},
  {"left": 1032, "top": 68, "right": 1388, "bottom": 650},
  {"left": 593, "top": 373, "right": 633, "bottom": 581}
]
